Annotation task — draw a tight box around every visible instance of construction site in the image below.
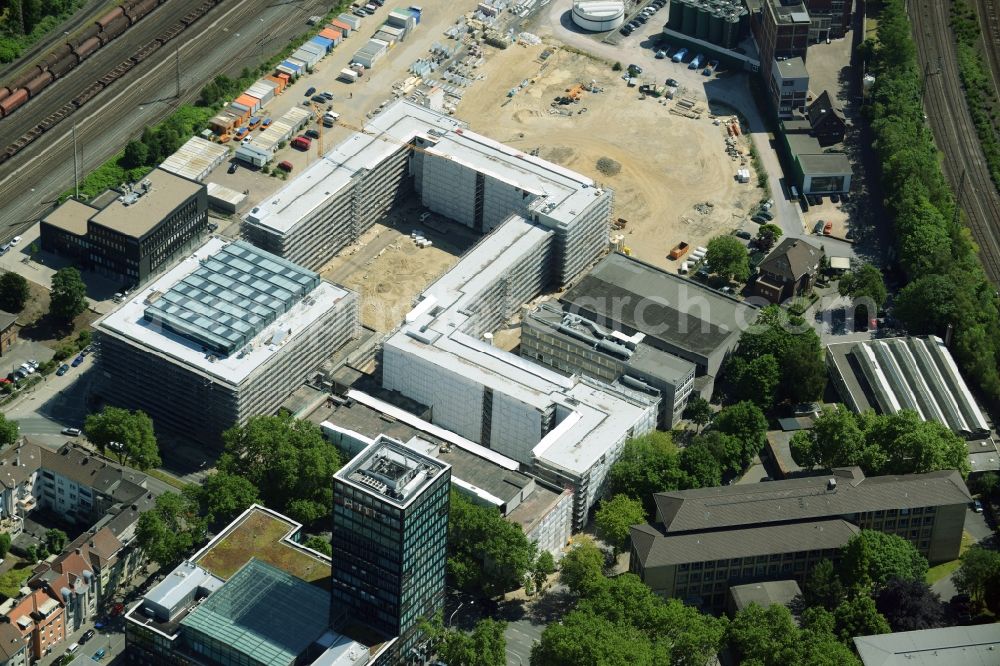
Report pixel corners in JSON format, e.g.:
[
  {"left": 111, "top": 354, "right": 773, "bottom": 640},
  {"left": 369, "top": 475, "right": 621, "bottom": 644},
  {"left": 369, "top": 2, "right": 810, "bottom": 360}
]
[{"left": 455, "top": 42, "right": 764, "bottom": 270}]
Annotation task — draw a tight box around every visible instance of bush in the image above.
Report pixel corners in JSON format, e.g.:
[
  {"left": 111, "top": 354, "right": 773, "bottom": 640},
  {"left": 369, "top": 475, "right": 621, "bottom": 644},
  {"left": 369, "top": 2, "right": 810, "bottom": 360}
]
[{"left": 612, "top": 61, "right": 622, "bottom": 71}]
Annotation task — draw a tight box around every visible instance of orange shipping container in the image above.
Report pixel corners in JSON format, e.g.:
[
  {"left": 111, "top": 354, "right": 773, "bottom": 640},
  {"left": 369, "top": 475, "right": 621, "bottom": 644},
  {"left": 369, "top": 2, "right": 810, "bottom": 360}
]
[
  {"left": 264, "top": 75, "right": 286, "bottom": 94},
  {"left": 319, "top": 28, "right": 341, "bottom": 41},
  {"left": 235, "top": 93, "right": 260, "bottom": 114},
  {"left": 330, "top": 19, "right": 352, "bottom": 34},
  {"left": 277, "top": 72, "right": 291, "bottom": 84}
]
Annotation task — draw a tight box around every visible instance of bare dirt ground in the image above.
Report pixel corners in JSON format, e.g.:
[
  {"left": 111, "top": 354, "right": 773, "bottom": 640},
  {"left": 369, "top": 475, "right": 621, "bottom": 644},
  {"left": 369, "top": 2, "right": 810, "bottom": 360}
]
[{"left": 456, "top": 43, "right": 764, "bottom": 271}]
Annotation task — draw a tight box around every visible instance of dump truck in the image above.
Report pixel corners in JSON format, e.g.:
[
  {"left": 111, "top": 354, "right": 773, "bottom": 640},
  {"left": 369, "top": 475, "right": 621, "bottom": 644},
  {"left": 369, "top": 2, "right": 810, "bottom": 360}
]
[{"left": 669, "top": 242, "right": 690, "bottom": 260}]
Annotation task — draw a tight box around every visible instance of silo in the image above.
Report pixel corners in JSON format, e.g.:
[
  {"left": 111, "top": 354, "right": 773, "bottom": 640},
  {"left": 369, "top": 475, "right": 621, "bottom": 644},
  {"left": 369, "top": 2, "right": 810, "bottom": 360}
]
[
  {"left": 681, "top": 2, "right": 698, "bottom": 34},
  {"left": 695, "top": 2, "right": 710, "bottom": 40},
  {"left": 709, "top": 9, "right": 723, "bottom": 44},
  {"left": 667, "top": 0, "right": 685, "bottom": 30}
]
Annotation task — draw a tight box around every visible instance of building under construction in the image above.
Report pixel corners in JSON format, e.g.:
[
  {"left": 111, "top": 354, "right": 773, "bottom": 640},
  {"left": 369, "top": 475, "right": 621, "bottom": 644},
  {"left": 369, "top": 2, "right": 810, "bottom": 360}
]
[
  {"left": 666, "top": 0, "right": 749, "bottom": 49},
  {"left": 242, "top": 99, "right": 612, "bottom": 285}
]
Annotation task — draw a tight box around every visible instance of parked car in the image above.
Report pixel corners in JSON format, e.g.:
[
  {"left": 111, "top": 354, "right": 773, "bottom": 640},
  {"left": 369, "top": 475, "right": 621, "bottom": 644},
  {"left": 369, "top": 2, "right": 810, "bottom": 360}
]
[
  {"left": 655, "top": 50, "right": 666, "bottom": 59},
  {"left": 304, "top": 86, "right": 316, "bottom": 96},
  {"left": 352, "top": 8, "right": 366, "bottom": 16},
  {"left": 619, "top": 26, "right": 632, "bottom": 35},
  {"left": 81, "top": 629, "right": 95, "bottom": 643},
  {"left": 814, "top": 220, "right": 825, "bottom": 234},
  {"left": 61, "top": 427, "right": 81, "bottom": 437},
  {"left": 305, "top": 129, "right": 321, "bottom": 139},
  {"left": 321, "top": 91, "right": 334, "bottom": 100},
  {"left": 71, "top": 355, "right": 85, "bottom": 367},
  {"left": 665, "top": 78, "right": 679, "bottom": 87},
  {"left": 734, "top": 230, "right": 752, "bottom": 240},
  {"left": 247, "top": 116, "right": 261, "bottom": 130},
  {"left": 92, "top": 648, "right": 106, "bottom": 661},
  {"left": 830, "top": 193, "right": 840, "bottom": 203},
  {"left": 277, "top": 160, "right": 293, "bottom": 172},
  {"left": 26, "top": 360, "right": 38, "bottom": 371},
  {"left": 56, "top": 364, "right": 70, "bottom": 376},
  {"left": 10, "top": 236, "right": 21, "bottom": 246},
  {"left": 751, "top": 214, "right": 767, "bottom": 224},
  {"left": 823, "top": 220, "right": 833, "bottom": 235},
  {"left": 757, "top": 210, "right": 773, "bottom": 221},
  {"left": 261, "top": 117, "right": 272, "bottom": 128},
  {"left": 973, "top": 499, "right": 983, "bottom": 513},
  {"left": 228, "top": 162, "right": 238, "bottom": 174},
  {"left": 635, "top": 14, "right": 648, "bottom": 23},
  {"left": 628, "top": 64, "right": 642, "bottom": 75}
]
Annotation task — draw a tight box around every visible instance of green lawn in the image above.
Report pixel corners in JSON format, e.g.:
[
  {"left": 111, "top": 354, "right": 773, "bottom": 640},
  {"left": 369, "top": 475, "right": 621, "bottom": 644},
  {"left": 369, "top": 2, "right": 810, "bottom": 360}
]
[
  {"left": 926, "top": 530, "right": 974, "bottom": 585},
  {"left": 0, "top": 565, "right": 36, "bottom": 599}
]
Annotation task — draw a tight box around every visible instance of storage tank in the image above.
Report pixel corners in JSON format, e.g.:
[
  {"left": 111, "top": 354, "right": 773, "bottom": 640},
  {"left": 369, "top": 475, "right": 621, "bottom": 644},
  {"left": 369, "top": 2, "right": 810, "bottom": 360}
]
[
  {"left": 667, "top": 1, "right": 684, "bottom": 30},
  {"left": 695, "top": 6, "right": 709, "bottom": 40},
  {"left": 681, "top": 2, "right": 698, "bottom": 33},
  {"left": 571, "top": 1, "right": 625, "bottom": 32},
  {"left": 709, "top": 9, "right": 723, "bottom": 44}
]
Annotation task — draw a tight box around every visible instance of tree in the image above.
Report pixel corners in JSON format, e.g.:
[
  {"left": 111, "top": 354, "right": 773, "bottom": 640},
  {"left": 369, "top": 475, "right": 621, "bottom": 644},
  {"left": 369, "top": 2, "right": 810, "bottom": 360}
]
[
  {"left": 135, "top": 492, "right": 206, "bottom": 567},
  {"left": 692, "top": 430, "right": 745, "bottom": 477},
  {"left": 559, "top": 536, "right": 606, "bottom": 596},
  {"left": 832, "top": 594, "right": 890, "bottom": 641},
  {"left": 970, "top": 471, "right": 999, "bottom": 497},
  {"left": 757, "top": 223, "right": 783, "bottom": 243},
  {"left": 679, "top": 442, "right": 723, "bottom": 488},
  {"left": 447, "top": 490, "right": 536, "bottom": 596},
  {"left": 220, "top": 414, "right": 340, "bottom": 525},
  {"left": 194, "top": 472, "right": 259, "bottom": 527},
  {"left": 726, "top": 603, "right": 861, "bottom": 666},
  {"left": 436, "top": 618, "right": 507, "bottom": 666},
  {"left": 712, "top": 401, "right": 768, "bottom": 471},
  {"left": 953, "top": 545, "right": 1000, "bottom": 610},
  {"left": 684, "top": 397, "right": 712, "bottom": 432},
  {"left": 803, "top": 559, "right": 846, "bottom": 611},
  {"left": 838, "top": 264, "right": 888, "bottom": 310},
  {"left": 875, "top": 578, "right": 944, "bottom": 631},
  {"left": 532, "top": 611, "right": 660, "bottom": 666},
  {"left": 791, "top": 406, "right": 865, "bottom": 470},
  {"left": 84, "top": 407, "right": 161, "bottom": 470},
  {"left": 706, "top": 235, "right": 750, "bottom": 282},
  {"left": 733, "top": 306, "right": 826, "bottom": 403},
  {"left": 595, "top": 495, "right": 646, "bottom": 556},
  {"left": 44, "top": 528, "right": 68, "bottom": 554},
  {"left": 303, "top": 535, "right": 332, "bottom": 556},
  {"left": 0, "top": 414, "right": 18, "bottom": 451},
  {"left": 0, "top": 533, "right": 9, "bottom": 559},
  {"left": 731, "top": 354, "right": 781, "bottom": 408},
  {"left": 840, "top": 531, "right": 928, "bottom": 591},
  {"left": 49, "top": 267, "right": 87, "bottom": 324},
  {"left": 532, "top": 550, "right": 556, "bottom": 596},
  {"left": 606, "top": 431, "right": 692, "bottom": 517},
  {"left": 0, "top": 272, "right": 30, "bottom": 312},
  {"left": 122, "top": 139, "right": 150, "bottom": 169}
]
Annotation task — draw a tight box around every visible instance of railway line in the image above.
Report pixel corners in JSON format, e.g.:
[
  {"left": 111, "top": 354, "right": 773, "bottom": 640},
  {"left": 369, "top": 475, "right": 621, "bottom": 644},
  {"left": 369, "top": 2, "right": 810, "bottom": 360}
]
[
  {"left": 977, "top": 0, "right": 1000, "bottom": 96},
  {"left": 0, "top": 0, "right": 109, "bottom": 84},
  {"left": 0, "top": 0, "right": 326, "bottom": 232},
  {"left": 910, "top": 0, "right": 1000, "bottom": 284}
]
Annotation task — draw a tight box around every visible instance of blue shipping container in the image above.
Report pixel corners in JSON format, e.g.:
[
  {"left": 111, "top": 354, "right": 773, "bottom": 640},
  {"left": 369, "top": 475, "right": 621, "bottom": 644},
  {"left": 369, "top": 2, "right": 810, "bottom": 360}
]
[
  {"left": 310, "top": 36, "right": 334, "bottom": 52},
  {"left": 281, "top": 59, "right": 302, "bottom": 72},
  {"left": 406, "top": 7, "right": 421, "bottom": 23}
]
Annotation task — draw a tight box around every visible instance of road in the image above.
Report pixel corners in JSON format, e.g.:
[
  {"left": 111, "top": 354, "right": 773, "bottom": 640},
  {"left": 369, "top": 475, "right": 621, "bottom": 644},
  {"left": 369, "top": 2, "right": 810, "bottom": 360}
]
[
  {"left": 0, "top": 0, "right": 328, "bottom": 235},
  {"left": 911, "top": 0, "right": 1000, "bottom": 283}
]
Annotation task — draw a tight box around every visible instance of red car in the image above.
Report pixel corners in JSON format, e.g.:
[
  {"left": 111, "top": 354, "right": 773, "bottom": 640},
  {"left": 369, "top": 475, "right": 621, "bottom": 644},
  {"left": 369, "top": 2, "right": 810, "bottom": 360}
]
[
  {"left": 823, "top": 221, "right": 833, "bottom": 236},
  {"left": 277, "top": 160, "right": 293, "bottom": 172},
  {"left": 291, "top": 136, "right": 311, "bottom": 151}
]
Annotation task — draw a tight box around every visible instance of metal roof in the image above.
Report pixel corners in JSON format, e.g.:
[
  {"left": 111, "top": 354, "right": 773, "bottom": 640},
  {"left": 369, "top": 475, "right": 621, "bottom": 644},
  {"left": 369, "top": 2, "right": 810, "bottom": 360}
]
[
  {"left": 181, "top": 559, "right": 331, "bottom": 666},
  {"left": 853, "top": 624, "right": 1000, "bottom": 666},
  {"left": 653, "top": 467, "right": 972, "bottom": 533}
]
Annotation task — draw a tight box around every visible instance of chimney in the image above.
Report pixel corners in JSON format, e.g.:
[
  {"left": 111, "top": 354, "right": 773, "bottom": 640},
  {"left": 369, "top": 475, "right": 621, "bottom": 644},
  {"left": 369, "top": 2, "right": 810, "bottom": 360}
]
[{"left": 827, "top": 478, "right": 837, "bottom": 491}]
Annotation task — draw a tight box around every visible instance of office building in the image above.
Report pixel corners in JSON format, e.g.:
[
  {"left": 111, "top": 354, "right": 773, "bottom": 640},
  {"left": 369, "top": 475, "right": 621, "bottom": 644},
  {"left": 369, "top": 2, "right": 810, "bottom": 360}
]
[
  {"left": 317, "top": 389, "right": 574, "bottom": 556},
  {"left": 331, "top": 438, "right": 451, "bottom": 661},
  {"left": 749, "top": 0, "right": 811, "bottom": 71},
  {"left": 243, "top": 99, "right": 612, "bottom": 286},
  {"left": 665, "top": 0, "right": 750, "bottom": 50},
  {"left": 125, "top": 505, "right": 392, "bottom": 665},
  {"left": 770, "top": 56, "right": 810, "bottom": 118},
  {"left": 94, "top": 238, "right": 361, "bottom": 442},
  {"left": 520, "top": 301, "right": 696, "bottom": 427},
  {"left": 630, "top": 466, "right": 972, "bottom": 611},
  {"left": 853, "top": 625, "right": 1000, "bottom": 666},
  {"left": 40, "top": 169, "right": 208, "bottom": 286},
  {"left": 382, "top": 219, "right": 658, "bottom": 530},
  {"left": 803, "top": 0, "right": 852, "bottom": 40},
  {"left": 559, "top": 252, "right": 759, "bottom": 397},
  {"left": 826, "top": 336, "right": 992, "bottom": 441}
]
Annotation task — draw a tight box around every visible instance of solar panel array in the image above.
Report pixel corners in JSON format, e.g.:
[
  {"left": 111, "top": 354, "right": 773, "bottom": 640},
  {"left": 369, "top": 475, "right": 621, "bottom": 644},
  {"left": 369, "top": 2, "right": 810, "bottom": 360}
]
[{"left": 143, "top": 241, "right": 320, "bottom": 357}]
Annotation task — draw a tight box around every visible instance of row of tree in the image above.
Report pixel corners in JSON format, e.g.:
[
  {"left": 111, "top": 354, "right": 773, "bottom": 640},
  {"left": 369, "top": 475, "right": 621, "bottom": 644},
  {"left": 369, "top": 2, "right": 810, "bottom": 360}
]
[
  {"left": 790, "top": 406, "right": 971, "bottom": 477},
  {"left": 0, "top": 0, "right": 79, "bottom": 62},
  {"left": 868, "top": 0, "right": 1000, "bottom": 400}
]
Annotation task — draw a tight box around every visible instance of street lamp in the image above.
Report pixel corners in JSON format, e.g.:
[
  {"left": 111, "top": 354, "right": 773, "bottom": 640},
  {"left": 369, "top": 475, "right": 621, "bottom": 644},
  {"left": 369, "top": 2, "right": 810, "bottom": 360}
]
[{"left": 447, "top": 600, "right": 472, "bottom": 627}]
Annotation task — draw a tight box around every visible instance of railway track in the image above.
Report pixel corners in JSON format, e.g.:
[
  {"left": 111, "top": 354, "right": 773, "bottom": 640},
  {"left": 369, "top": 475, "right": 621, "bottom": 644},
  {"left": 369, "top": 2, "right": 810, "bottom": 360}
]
[
  {"left": 0, "top": 0, "right": 325, "bottom": 231},
  {"left": 911, "top": 0, "right": 1000, "bottom": 284},
  {"left": 977, "top": 0, "right": 1000, "bottom": 96}
]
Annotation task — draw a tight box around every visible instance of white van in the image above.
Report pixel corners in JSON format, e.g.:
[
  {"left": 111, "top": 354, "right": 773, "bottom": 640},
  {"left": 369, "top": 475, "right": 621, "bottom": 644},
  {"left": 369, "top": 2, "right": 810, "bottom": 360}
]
[{"left": 67, "top": 642, "right": 80, "bottom": 654}]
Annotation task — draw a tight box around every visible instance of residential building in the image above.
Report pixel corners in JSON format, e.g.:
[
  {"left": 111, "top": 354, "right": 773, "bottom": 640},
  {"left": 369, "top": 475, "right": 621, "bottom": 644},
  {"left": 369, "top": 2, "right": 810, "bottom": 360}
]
[
  {"left": 0, "top": 622, "right": 28, "bottom": 666},
  {"left": 770, "top": 57, "right": 809, "bottom": 118},
  {"left": 726, "top": 579, "right": 802, "bottom": 617},
  {"left": 749, "top": 0, "right": 811, "bottom": 72},
  {"left": 0, "top": 312, "right": 16, "bottom": 357},
  {"left": 664, "top": 0, "right": 750, "bottom": 50},
  {"left": 316, "top": 389, "right": 573, "bottom": 556},
  {"left": 780, "top": 133, "right": 852, "bottom": 193},
  {"left": 126, "top": 505, "right": 393, "bottom": 665},
  {"left": 381, "top": 220, "right": 659, "bottom": 530},
  {"left": 559, "top": 252, "right": 760, "bottom": 397},
  {"left": 243, "top": 100, "right": 612, "bottom": 286},
  {"left": 40, "top": 169, "right": 208, "bottom": 286},
  {"left": 853, "top": 625, "right": 1000, "bottom": 666},
  {"left": 803, "top": 0, "right": 852, "bottom": 39},
  {"left": 520, "top": 301, "right": 696, "bottom": 428},
  {"left": 94, "top": 238, "right": 361, "bottom": 442},
  {"left": 3, "top": 589, "right": 64, "bottom": 661},
  {"left": 805, "top": 90, "right": 847, "bottom": 145},
  {"left": 331, "top": 438, "right": 451, "bottom": 662},
  {"left": 630, "top": 467, "right": 972, "bottom": 611},
  {"left": 826, "top": 336, "right": 992, "bottom": 443},
  {"left": 752, "top": 237, "right": 823, "bottom": 303}
]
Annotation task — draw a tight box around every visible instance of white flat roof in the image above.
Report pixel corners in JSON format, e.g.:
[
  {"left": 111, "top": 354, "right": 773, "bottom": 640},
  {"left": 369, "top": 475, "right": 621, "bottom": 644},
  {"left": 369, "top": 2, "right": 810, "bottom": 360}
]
[
  {"left": 244, "top": 99, "right": 603, "bottom": 235},
  {"left": 96, "top": 238, "right": 354, "bottom": 386}
]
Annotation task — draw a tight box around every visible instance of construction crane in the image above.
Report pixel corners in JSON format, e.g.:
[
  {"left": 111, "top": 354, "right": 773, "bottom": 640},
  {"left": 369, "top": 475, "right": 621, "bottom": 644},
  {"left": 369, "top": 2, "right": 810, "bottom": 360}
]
[{"left": 309, "top": 101, "right": 326, "bottom": 157}]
